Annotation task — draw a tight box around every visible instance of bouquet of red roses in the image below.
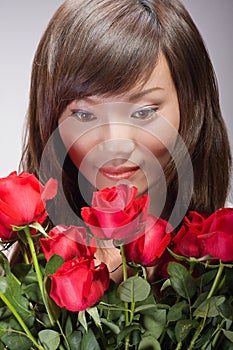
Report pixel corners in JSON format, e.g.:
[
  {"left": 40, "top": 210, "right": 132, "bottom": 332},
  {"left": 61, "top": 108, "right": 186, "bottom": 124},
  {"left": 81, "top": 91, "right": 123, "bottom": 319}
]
[{"left": 0, "top": 171, "right": 233, "bottom": 350}]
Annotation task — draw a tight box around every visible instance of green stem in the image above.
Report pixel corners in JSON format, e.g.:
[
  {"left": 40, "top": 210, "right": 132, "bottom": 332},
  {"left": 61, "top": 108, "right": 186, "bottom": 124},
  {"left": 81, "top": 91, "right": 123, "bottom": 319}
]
[
  {"left": 120, "top": 245, "right": 128, "bottom": 283},
  {"left": 175, "top": 341, "right": 182, "bottom": 350},
  {"left": 120, "top": 245, "right": 130, "bottom": 350},
  {"left": 24, "top": 226, "right": 54, "bottom": 325},
  {"left": 189, "top": 261, "right": 196, "bottom": 275},
  {"left": 96, "top": 324, "right": 108, "bottom": 349},
  {"left": 19, "top": 240, "right": 30, "bottom": 265},
  {"left": 188, "top": 263, "right": 224, "bottom": 349},
  {"left": 188, "top": 319, "right": 205, "bottom": 350},
  {"left": 211, "top": 319, "right": 226, "bottom": 348},
  {"left": 57, "top": 321, "right": 71, "bottom": 350},
  {"left": 130, "top": 301, "right": 135, "bottom": 324},
  {"left": 24, "top": 227, "right": 43, "bottom": 294},
  {"left": 207, "top": 262, "right": 224, "bottom": 299},
  {"left": 159, "top": 320, "right": 170, "bottom": 347},
  {"left": 0, "top": 292, "right": 44, "bottom": 350}
]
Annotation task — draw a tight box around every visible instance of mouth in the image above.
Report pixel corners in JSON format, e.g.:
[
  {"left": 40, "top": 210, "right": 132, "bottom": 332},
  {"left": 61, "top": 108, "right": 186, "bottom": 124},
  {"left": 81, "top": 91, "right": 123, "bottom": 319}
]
[{"left": 99, "top": 165, "right": 140, "bottom": 181}]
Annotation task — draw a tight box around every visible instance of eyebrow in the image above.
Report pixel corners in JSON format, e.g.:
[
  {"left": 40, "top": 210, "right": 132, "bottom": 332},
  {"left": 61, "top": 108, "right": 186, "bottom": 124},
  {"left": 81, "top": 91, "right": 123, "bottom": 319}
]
[
  {"left": 82, "top": 87, "right": 164, "bottom": 104},
  {"left": 128, "top": 87, "right": 164, "bottom": 101}
]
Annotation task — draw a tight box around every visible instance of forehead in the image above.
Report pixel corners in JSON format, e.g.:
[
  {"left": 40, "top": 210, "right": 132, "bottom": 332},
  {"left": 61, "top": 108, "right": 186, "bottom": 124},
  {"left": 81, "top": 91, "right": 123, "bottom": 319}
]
[
  {"left": 129, "top": 54, "right": 174, "bottom": 100},
  {"left": 81, "top": 54, "right": 174, "bottom": 104}
]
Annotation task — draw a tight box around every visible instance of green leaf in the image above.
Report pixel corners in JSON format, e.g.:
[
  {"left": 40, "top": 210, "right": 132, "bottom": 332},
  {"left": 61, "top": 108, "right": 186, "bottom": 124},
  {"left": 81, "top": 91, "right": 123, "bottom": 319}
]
[
  {"left": 23, "top": 282, "right": 43, "bottom": 303},
  {"left": 43, "top": 276, "right": 61, "bottom": 323},
  {"left": 175, "top": 319, "right": 198, "bottom": 342},
  {"left": 138, "top": 336, "right": 161, "bottom": 350},
  {"left": 0, "top": 276, "right": 34, "bottom": 327},
  {"left": 160, "top": 278, "right": 171, "bottom": 291},
  {"left": 45, "top": 254, "right": 64, "bottom": 275},
  {"left": 0, "top": 318, "right": 19, "bottom": 338},
  {"left": 97, "top": 302, "right": 126, "bottom": 313},
  {"left": 17, "top": 230, "right": 28, "bottom": 244},
  {"left": 0, "top": 279, "right": 7, "bottom": 294},
  {"left": 99, "top": 280, "right": 124, "bottom": 320},
  {"left": 65, "top": 316, "right": 73, "bottom": 338},
  {"left": 192, "top": 292, "right": 208, "bottom": 308},
  {"left": 78, "top": 310, "right": 88, "bottom": 332},
  {"left": 12, "top": 263, "right": 35, "bottom": 283},
  {"left": 29, "top": 222, "right": 49, "bottom": 236},
  {"left": 135, "top": 304, "right": 159, "bottom": 313},
  {"left": 193, "top": 296, "right": 225, "bottom": 318},
  {"left": 38, "top": 330, "right": 60, "bottom": 350},
  {"left": 68, "top": 331, "right": 82, "bottom": 350},
  {"left": 36, "top": 312, "right": 52, "bottom": 328},
  {"left": 100, "top": 318, "right": 120, "bottom": 334},
  {"left": 166, "top": 327, "right": 176, "bottom": 343},
  {"left": 81, "top": 328, "right": 101, "bottom": 350},
  {"left": 223, "top": 330, "right": 233, "bottom": 343},
  {"left": 117, "top": 325, "right": 142, "bottom": 344},
  {"left": 0, "top": 251, "right": 11, "bottom": 276},
  {"left": 193, "top": 326, "right": 216, "bottom": 348},
  {"left": 1, "top": 331, "right": 33, "bottom": 350},
  {"left": 219, "top": 300, "right": 233, "bottom": 321},
  {"left": 117, "top": 276, "right": 151, "bottom": 302},
  {"left": 168, "top": 262, "right": 196, "bottom": 299},
  {"left": 131, "top": 329, "right": 141, "bottom": 347},
  {"left": 142, "top": 309, "right": 166, "bottom": 339},
  {"left": 0, "top": 306, "right": 11, "bottom": 322},
  {"left": 167, "top": 301, "right": 188, "bottom": 322},
  {"left": 0, "top": 318, "right": 32, "bottom": 350},
  {"left": 196, "top": 269, "right": 217, "bottom": 288},
  {"left": 86, "top": 307, "right": 101, "bottom": 328},
  {"left": 12, "top": 224, "right": 27, "bottom": 232}
]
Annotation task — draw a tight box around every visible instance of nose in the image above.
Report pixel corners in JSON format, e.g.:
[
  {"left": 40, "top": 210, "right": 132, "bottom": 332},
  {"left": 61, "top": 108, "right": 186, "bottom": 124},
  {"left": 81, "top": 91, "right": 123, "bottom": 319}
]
[{"left": 98, "top": 124, "right": 136, "bottom": 157}]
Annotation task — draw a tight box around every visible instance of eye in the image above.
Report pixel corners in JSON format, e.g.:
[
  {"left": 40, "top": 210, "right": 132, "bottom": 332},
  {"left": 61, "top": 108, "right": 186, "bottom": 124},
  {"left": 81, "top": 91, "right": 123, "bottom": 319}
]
[
  {"left": 130, "top": 107, "right": 158, "bottom": 121},
  {"left": 71, "top": 109, "right": 97, "bottom": 122}
]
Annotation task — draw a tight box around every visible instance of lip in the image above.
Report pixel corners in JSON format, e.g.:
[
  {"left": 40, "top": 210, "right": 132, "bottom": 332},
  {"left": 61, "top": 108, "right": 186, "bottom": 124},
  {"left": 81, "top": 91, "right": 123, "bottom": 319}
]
[{"left": 99, "top": 166, "right": 140, "bottom": 181}]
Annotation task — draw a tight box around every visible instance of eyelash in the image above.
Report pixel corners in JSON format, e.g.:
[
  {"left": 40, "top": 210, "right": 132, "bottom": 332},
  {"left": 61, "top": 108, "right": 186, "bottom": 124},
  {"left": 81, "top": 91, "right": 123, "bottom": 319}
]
[
  {"left": 71, "top": 110, "right": 97, "bottom": 122},
  {"left": 130, "top": 106, "right": 159, "bottom": 121},
  {"left": 71, "top": 106, "right": 159, "bottom": 122}
]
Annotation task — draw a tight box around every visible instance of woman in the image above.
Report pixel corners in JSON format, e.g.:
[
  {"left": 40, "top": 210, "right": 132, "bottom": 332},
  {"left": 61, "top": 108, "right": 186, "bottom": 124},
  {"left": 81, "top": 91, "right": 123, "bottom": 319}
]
[{"left": 21, "top": 0, "right": 232, "bottom": 279}]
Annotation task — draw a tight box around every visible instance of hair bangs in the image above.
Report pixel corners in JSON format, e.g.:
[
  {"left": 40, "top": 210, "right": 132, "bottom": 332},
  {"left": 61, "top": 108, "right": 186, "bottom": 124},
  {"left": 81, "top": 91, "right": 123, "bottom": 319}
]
[{"left": 50, "top": 0, "right": 161, "bottom": 101}]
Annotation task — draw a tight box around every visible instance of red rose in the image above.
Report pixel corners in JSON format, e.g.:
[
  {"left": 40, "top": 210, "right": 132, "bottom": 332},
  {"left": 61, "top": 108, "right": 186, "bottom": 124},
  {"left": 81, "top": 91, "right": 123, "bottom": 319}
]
[
  {"left": 50, "top": 257, "right": 110, "bottom": 311},
  {"left": 40, "top": 225, "right": 96, "bottom": 261},
  {"left": 172, "top": 220, "right": 204, "bottom": 258},
  {"left": 0, "top": 171, "right": 57, "bottom": 240},
  {"left": 201, "top": 208, "right": 233, "bottom": 261},
  {"left": 173, "top": 211, "right": 215, "bottom": 258},
  {"left": 154, "top": 249, "right": 177, "bottom": 279},
  {"left": 124, "top": 215, "right": 172, "bottom": 266},
  {"left": 173, "top": 208, "right": 233, "bottom": 261},
  {"left": 81, "top": 184, "right": 149, "bottom": 241}
]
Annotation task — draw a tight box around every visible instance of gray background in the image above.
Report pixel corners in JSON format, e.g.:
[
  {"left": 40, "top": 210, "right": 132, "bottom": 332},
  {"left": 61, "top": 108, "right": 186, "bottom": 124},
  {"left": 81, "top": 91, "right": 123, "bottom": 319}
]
[{"left": 0, "top": 0, "right": 232, "bottom": 200}]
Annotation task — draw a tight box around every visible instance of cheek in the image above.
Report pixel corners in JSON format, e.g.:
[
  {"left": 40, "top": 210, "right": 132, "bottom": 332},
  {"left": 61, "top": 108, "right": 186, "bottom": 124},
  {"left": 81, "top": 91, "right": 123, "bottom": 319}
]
[
  {"left": 68, "top": 143, "right": 86, "bottom": 169},
  {"left": 134, "top": 114, "right": 180, "bottom": 167},
  {"left": 59, "top": 120, "right": 99, "bottom": 169},
  {"left": 67, "top": 135, "right": 99, "bottom": 169},
  {"left": 139, "top": 135, "right": 171, "bottom": 170}
]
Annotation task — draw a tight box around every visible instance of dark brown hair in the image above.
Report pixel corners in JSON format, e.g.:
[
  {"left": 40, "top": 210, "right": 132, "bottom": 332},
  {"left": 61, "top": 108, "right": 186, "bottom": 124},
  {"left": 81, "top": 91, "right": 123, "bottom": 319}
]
[{"left": 21, "top": 0, "right": 232, "bottom": 226}]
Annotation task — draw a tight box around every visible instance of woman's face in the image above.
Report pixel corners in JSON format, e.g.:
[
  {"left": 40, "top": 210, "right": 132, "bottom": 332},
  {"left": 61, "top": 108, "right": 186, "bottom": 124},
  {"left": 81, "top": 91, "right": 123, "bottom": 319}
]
[{"left": 59, "top": 54, "right": 180, "bottom": 198}]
